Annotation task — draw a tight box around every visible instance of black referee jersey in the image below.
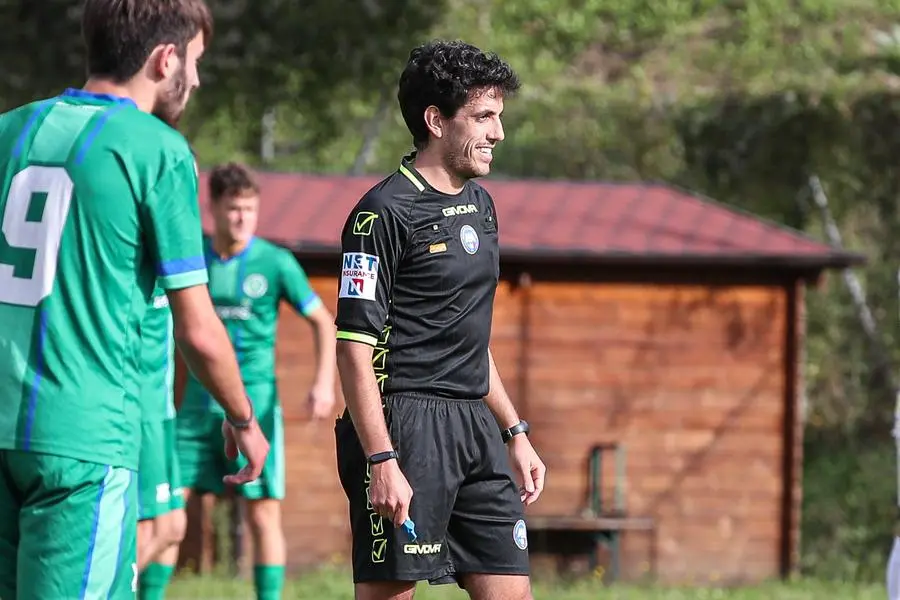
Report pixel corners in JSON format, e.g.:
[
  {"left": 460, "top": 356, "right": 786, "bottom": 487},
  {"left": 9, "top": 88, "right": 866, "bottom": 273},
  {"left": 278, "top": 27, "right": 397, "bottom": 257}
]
[{"left": 335, "top": 152, "right": 500, "bottom": 400}]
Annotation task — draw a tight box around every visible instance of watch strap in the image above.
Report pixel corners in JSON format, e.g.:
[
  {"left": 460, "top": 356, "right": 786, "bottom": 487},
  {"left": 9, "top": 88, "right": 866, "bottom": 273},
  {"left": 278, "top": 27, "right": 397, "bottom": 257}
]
[
  {"left": 367, "top": 450, "right": 399, "bottom": 465},
  {"left": 501, "top": 420, "right": 529, "bottom": 444},
  {"left": 226, "top": 401, "right": 255, "bottom": 430}
]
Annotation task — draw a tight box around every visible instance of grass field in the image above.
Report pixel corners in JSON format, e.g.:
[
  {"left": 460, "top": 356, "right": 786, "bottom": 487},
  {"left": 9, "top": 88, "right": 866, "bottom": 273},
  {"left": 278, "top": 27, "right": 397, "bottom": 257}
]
[{"left": 166, "top": 568, "right": 883, "bottom": 599}]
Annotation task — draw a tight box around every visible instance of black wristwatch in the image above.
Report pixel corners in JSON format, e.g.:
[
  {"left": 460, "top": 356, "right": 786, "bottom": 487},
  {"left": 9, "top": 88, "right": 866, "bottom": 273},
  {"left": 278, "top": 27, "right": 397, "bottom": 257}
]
[
  {"left": 367, "top": 450, "right": 399, "bottom": 465},
  {"left": 226, "top": 402, "right": 255, "bottom": 430},
  {"left": 501, "top": 420, "right": 529, "bottom": 444}
]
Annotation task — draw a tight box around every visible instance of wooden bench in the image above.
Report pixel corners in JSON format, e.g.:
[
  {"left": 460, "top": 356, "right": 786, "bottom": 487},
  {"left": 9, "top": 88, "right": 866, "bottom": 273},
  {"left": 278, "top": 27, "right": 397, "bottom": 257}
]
[
  {"left": 527, "top": 443, "right": 655, "bottom": 582},
  {"left": 527, "top": 514, "right": 655, "bottom": 582}
]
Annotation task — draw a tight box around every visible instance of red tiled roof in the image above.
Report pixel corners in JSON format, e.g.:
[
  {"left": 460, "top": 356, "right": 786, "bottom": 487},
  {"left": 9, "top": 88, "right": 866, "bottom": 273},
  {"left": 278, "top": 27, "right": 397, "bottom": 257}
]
[{"left": 197, "top": 171, "right": 863, "bottom": 269}]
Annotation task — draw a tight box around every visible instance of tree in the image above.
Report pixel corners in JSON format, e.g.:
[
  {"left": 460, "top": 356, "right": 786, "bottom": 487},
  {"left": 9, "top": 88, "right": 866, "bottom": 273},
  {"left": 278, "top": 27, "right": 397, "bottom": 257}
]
[{"left": 0, "top": 0, "right": 444, "bottom": 158}]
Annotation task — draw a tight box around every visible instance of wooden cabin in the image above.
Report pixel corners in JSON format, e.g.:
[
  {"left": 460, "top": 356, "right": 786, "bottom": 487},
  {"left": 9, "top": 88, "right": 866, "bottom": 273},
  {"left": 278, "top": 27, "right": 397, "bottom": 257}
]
[{"left": 177, "top": 168, "right": 861, "bottom": 585}]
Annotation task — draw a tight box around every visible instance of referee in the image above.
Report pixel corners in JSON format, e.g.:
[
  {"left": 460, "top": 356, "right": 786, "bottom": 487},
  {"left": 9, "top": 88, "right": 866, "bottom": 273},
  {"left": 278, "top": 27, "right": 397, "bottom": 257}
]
[{"left": 334, "top": 40, "right": 547, "bottom": 600}]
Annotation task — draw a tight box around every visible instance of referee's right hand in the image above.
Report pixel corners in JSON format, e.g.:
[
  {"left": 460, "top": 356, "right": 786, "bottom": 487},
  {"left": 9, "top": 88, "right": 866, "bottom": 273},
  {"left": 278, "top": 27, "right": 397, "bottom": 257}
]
[
  {"left": 221, "top": 417, "right": 270, "bottom": 485},
  {"left": 369, "top": 459, "right": 413, "bottom": 528}
]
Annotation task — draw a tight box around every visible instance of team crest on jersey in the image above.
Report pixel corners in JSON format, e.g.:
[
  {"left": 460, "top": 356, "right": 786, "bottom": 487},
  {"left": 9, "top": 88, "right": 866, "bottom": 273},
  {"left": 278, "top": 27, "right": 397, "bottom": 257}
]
[
  {"left": 513, "top": 519, "right": 528, "bottom": 550},
  {"left": 460, "top": 225, "right": 479, "bottom": 255},
  {"left": 242, "top": 274, "right": 268, "bottom": 299}
]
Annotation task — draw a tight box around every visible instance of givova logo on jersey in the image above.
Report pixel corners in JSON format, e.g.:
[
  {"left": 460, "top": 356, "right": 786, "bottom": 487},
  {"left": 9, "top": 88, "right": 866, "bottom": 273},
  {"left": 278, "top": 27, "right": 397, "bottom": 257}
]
[{"left": 339, "top": 252, "right": 379, "bottom": 301}]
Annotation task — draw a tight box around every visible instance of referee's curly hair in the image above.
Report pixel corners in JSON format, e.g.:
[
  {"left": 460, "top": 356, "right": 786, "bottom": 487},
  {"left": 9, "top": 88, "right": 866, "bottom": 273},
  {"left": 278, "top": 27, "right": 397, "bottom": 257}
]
[{"left": 398, "top": 40, "right": 520, "bottom": 150}]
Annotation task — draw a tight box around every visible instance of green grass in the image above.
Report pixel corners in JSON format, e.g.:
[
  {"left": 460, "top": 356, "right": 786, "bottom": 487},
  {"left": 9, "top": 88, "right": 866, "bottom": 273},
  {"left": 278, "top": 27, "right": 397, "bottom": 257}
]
[{"left": 166, "top": 568, "right": 884, "bottom": 599}]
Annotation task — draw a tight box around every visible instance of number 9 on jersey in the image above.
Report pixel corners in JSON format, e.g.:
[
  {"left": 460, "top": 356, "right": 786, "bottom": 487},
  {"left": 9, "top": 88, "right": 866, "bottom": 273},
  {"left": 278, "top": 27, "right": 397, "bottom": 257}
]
[{"left": 0, "top": 165, "right": 74, "bottom": 307}]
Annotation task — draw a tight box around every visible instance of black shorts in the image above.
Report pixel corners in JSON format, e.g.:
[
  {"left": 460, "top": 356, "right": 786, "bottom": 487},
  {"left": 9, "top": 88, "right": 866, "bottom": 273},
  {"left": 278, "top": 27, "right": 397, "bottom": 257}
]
[{"left": 334, "top": 393, "right": 530, "bottom": 585}]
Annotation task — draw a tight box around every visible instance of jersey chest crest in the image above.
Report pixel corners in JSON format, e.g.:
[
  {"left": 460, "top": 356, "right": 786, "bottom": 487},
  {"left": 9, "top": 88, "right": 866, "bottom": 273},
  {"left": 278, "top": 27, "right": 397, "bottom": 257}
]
[
  {"left": 208, "top": 263, "right": 271, "bottom": 320},
  {"left": 242, "top": 273, "right": 269, "bottom": 299}
]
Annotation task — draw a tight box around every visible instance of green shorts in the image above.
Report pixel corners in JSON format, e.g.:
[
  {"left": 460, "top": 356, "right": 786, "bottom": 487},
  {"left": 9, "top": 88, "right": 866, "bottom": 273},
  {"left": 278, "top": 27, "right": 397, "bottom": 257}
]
[
  {"left": 0, "top": 449, "right": 138, "bottom": 600},
  {"left": 177, "top": 381, "right": 285, "bottom": 500},
  {"left": 138, "top": 417, "right": 184, "bottom": 521}
]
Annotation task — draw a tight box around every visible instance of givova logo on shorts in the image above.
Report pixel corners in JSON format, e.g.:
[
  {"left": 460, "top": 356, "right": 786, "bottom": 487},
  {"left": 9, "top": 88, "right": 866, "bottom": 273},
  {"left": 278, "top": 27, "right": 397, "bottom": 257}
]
[{"left": 404, "top": 543, "right": 442, "bottom": 555}]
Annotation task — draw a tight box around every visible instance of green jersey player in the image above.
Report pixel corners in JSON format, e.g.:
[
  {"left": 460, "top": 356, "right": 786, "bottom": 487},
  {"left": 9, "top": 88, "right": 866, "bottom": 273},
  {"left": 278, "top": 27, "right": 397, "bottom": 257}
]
[
  {"left": 136, "top": 282, "right": 187, "bottom": 599},
  {"left": 0, "top": 2, "right": 268, "bottom": 599},
  {"left": 170, "top": 162, "right": 336, "bottom": 600}
]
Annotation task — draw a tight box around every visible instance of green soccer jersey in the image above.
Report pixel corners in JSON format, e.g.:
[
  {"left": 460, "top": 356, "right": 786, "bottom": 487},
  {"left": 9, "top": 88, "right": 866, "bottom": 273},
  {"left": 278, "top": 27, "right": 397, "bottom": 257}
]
[
  {"left": 0, "top": 88, "right": 208, "bottom": 471},
  {"left": 183, "top": 235, "right": 322, "bottom": 413},
  {"left": 140, "top": 282, "right": 176, "bottom": 422}
]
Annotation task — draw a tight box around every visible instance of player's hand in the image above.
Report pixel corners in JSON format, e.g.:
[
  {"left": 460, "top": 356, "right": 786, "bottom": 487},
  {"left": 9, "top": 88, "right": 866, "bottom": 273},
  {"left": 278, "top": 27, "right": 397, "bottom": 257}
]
[
  {"left": 307, "top": 381, "right": 336, "bottom": 421},
  {"left": 221, "top": 417, "right": 270, "bottom": 486},
  {"left": 369, "top": 458, "right": 414, "bottom": 528},
  {"left": 508, "top": 435, "right": 546, "bottom": 506}
]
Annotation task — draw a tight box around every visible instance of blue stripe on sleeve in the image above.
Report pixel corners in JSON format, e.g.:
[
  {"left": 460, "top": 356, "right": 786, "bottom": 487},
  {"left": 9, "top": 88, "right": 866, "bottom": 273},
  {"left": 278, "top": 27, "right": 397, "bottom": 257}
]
[
  {"left": 157, "top": 256, "right": 206, "bottom": 277},
  {"left": 296, "top": 294, "right": 322, "bottom": 315}
]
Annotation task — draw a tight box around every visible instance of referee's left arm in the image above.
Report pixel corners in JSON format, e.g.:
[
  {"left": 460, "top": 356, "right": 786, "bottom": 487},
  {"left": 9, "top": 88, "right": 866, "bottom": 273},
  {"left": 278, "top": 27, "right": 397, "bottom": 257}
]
[
  {"left": 485, "top": 347, "right": 547, "bottom": 505},
  {"left": 484, "top": 349, "right": 522, "bottom": 431}
]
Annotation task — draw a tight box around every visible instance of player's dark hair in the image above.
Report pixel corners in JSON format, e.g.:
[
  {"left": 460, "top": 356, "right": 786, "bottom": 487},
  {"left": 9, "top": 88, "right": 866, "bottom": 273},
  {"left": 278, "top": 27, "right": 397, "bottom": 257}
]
[
  {"left": 81, "top": 0, "right": 213, "bottom": 82},
  {"left": 209, "top": 162, "right": 259, "bottom": 202},
  {"left": 398, "top": 40, "right": 520, "bottom": 150}
]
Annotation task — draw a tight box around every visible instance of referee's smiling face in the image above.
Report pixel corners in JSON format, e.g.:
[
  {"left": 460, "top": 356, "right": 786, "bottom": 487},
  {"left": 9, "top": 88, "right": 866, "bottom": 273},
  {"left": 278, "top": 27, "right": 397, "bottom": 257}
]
[{"left": 442, "top": 86, "right": 506, "bottom": 181}]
